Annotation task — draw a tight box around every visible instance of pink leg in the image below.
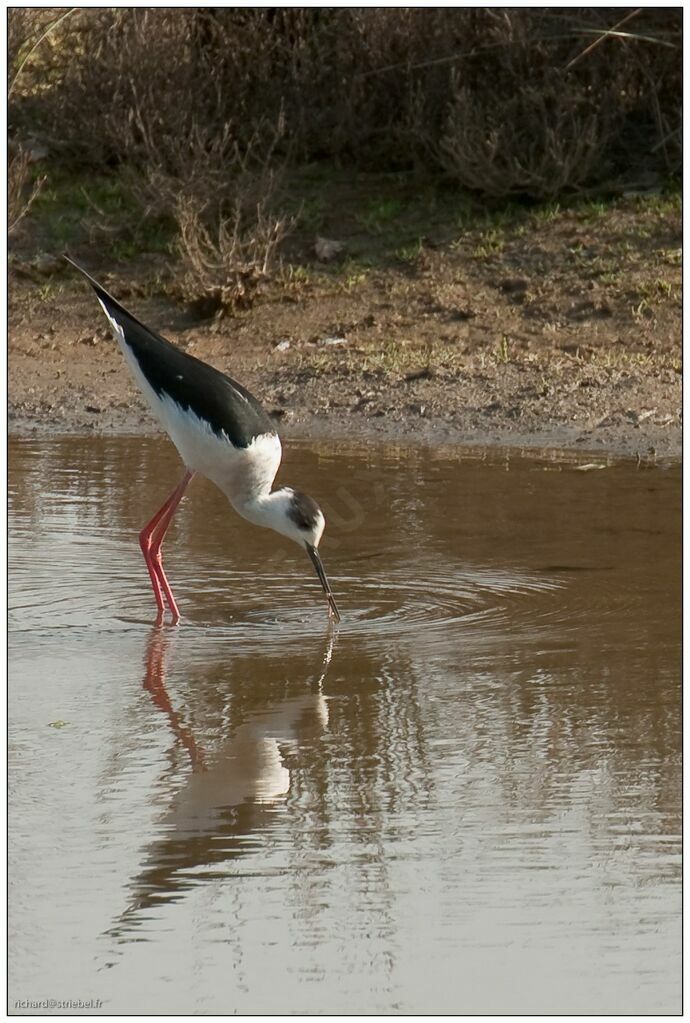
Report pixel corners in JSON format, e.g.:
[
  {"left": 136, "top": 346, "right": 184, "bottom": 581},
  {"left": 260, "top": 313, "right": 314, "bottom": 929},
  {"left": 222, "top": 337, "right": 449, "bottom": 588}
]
[{"left": 139, "top": 470, "right": 195, "bottom": 621}]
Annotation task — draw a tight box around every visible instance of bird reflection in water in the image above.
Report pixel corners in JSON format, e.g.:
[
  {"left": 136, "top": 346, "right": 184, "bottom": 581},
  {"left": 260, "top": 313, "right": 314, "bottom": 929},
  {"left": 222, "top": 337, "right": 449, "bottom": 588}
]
[{"left": 108, "top": 625, "right": 335, "bottom": 940}]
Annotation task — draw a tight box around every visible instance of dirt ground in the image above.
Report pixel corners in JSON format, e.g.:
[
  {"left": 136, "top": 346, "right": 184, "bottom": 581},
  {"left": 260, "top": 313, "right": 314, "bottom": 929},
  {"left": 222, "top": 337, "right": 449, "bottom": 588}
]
[{"left": 9, "top": 183, "right": 681, "bottom": 459}]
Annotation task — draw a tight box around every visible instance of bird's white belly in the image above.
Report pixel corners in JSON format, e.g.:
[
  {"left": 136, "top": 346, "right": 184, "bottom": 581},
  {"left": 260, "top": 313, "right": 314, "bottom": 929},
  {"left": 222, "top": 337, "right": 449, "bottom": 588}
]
[{"left": 158, "top": 393, "right": 282, "bottom": 502}]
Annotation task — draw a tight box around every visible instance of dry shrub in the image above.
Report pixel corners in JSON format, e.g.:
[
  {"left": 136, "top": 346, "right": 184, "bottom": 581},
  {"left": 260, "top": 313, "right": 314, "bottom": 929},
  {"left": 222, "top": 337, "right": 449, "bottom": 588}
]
[
  {"left": 127, "top": 118, "right": 294, "bottom": 314},
  {"left": 7, "top": 7, "right": 60, "bottom": 89},
  {"left": 9, "top": 8, "right": 413, "bottom": 167},
  {"left": 437, "top": 85, "right": 606, "bottom": 197},
  {"left": 8, "top": 8, "right": 681, "bottom": 205},
  {"left": 406, "top": 8, "right": 681, "bottom": 196},
  {"left": 153, "top": 132, "right": 294, "bottom": 315},
  {"left": 10, "top": 9, "right": 198, "bottom": 167},
  {"left": 8, "top": 146, "right": 44, "bottom": 236},
  {"left": 8, "top": 10, "right": 60, "bottom": 236},
  {"left": 175, "top": 192, "right": 292, "bottom": 315},
  {"left": 10, "top": 10, "right": 296, "bottom": 309}
]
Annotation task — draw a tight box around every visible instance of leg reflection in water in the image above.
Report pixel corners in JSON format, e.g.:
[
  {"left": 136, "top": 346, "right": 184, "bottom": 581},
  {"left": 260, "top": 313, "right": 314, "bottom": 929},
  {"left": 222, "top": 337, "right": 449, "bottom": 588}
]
[{"left": 107, "top": 624, "right": 336, "bottom": 942}]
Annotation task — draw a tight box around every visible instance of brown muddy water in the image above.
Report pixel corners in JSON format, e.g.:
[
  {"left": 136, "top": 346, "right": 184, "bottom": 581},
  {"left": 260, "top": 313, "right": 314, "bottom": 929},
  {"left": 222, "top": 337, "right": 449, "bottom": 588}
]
[{"left": 8, "top": 436, "right": 681, "bottom": 1015}]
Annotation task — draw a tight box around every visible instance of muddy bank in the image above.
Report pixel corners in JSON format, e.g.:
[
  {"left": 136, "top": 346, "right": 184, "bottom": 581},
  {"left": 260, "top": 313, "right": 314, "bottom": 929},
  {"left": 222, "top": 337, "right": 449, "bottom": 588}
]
[
  {"left": 9, "top": 280, "right": 681, "bottom": 459},
  {"left": 9, "top": 190, "right": 681, "bottom": 459},
  {"left": 9, "top": 364, "right": 680, "bottom": 461}
]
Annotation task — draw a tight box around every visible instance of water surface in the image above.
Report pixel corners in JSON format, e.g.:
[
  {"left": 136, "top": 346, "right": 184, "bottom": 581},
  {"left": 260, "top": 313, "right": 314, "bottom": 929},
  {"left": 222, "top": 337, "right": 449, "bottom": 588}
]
[{"left": 9, "top": 436, "right": 681, "bottom": 1014}]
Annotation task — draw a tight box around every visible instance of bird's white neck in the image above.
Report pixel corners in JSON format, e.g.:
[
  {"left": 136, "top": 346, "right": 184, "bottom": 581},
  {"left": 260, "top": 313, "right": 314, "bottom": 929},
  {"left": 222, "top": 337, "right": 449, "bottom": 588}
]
[
  {"left": 227, "top": 486, "right": 325, "bottom": 548},
  {"left": 231, "top": 488, "right": 291, "bottom": 534}
]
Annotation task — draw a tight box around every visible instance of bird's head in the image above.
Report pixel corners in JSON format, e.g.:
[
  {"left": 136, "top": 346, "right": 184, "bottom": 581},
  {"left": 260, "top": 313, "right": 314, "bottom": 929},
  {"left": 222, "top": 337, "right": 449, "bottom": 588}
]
[{"left": 264, "top": 487, "right": 340, "bottom": 622}]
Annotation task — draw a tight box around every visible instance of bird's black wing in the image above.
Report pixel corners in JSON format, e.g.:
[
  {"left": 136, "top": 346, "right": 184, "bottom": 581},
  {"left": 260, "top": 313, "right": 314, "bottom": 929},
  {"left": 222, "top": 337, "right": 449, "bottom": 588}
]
[{"left": 65, "top": 256, "right": 277, "bottom": 448}]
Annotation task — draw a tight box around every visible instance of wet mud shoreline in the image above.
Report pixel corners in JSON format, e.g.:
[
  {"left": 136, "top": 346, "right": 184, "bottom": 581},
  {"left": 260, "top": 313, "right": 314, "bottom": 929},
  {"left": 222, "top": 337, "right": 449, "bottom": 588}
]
[{"left": 9, "top": 365, "right": 681, "bottom": 462}]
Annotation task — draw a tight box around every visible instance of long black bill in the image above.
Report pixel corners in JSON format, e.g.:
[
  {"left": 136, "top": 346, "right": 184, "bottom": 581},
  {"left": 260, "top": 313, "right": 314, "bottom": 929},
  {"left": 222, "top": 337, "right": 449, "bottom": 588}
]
[{"left": 306, "top": 544, "right": 341, "bottom": 623}]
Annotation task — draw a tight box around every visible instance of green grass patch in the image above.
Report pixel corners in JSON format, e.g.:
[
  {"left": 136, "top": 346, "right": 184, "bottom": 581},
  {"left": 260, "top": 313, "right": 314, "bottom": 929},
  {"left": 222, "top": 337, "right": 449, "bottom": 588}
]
[{"left": 28, "top": 167, "right": 175, "bottom": 257}]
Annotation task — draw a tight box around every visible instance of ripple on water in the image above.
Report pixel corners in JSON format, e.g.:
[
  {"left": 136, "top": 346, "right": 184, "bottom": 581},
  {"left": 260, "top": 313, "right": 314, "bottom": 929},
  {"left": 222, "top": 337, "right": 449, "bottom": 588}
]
[
  {"left": 11, "top": 524, "right": 637, "bottom": 664},
  {"left": 154, "top": 560, "right": 570, "bottom": 659},
  {"left": 10, "top": 539, "right": 574, "bottom": 654}
]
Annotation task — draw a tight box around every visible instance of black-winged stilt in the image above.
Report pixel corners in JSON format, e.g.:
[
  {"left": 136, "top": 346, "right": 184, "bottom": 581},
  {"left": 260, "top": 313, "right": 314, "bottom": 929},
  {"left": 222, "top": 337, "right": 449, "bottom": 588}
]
[{"left": 64, "top": 256, "right": 340, "bottom": 625}]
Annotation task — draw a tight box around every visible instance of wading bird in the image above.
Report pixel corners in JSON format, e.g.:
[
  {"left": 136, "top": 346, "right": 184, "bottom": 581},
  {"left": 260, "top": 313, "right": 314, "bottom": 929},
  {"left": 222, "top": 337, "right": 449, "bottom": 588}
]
[{"left": 65, "top": 256, "right": 340, "bottom": 625}]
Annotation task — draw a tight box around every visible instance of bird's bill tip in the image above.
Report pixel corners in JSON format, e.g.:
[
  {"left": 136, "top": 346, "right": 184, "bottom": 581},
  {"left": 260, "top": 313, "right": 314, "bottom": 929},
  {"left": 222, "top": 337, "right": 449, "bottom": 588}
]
[
  {"left": 306, "top": 544, "right": 341, "bottom": 623},
  {"left": 326, "top": 592, "right": 341, "bottom": 623}
]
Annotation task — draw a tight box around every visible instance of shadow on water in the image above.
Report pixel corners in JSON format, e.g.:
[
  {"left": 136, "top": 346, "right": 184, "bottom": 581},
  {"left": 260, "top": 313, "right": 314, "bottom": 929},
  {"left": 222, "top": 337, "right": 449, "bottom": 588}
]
[{"left": 8, "top": 436, "right": 681, "bottom": 1013}]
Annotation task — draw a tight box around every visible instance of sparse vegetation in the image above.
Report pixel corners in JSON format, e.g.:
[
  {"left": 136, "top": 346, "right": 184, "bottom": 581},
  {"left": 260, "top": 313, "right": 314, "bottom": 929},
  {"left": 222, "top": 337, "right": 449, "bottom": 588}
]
[
  {"left": 8, "top": 8, "right": 681, "bottom": 312},
  {"left": 8, "top": 145, "right": 44, "bottom": 236}
]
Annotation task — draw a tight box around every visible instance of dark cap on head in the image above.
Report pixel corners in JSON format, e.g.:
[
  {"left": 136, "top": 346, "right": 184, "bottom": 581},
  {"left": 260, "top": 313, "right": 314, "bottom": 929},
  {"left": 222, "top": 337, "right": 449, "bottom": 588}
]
[{"left": 287, "top": 490, "right": 322, "bottom": 532}]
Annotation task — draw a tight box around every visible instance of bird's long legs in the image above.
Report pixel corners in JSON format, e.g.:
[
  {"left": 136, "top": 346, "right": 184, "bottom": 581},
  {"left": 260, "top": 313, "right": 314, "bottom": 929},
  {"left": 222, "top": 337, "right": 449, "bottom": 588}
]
[{"left": 139, "top": 470, "right": 195, "bottom": 622}]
